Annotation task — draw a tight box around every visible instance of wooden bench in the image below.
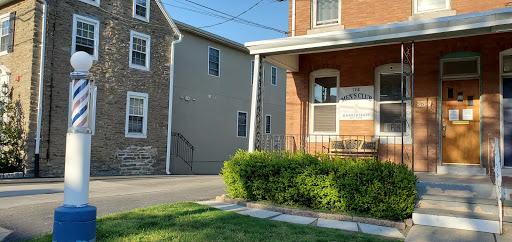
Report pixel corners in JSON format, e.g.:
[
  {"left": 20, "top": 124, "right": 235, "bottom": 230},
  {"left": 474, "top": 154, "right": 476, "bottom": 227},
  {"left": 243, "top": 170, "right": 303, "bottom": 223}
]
[{"left": 328, "top": 138, "right": 379, "bottom": 159}]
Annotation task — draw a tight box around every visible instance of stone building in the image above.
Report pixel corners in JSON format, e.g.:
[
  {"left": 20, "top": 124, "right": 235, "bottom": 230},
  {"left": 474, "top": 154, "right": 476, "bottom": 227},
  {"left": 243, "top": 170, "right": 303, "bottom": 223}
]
[{"left": 0, "top": 0, "right": 181, "bottom": 177}]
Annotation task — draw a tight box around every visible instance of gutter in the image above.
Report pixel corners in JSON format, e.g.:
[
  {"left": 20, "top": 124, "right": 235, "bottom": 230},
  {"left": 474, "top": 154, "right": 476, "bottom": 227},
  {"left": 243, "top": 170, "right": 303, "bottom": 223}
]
[
  {"left": 34, "top": 0, "right": 48, "bottom": 178},
  {"left": 165, "top": 34, "right": 182, "bottom": 175}
]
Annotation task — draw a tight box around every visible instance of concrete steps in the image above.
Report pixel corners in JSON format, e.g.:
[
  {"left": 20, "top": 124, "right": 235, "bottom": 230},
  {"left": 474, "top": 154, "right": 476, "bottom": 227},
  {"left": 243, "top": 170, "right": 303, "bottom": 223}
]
[{"left": 413, "top": 173, "right": 511, "bottom": 233}]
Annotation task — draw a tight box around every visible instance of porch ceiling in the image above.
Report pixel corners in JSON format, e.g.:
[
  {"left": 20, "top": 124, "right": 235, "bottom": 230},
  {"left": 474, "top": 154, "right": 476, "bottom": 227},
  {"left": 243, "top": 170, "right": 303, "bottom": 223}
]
[{"left": 246, "top": 7, "right": 512, "bottom": 59}]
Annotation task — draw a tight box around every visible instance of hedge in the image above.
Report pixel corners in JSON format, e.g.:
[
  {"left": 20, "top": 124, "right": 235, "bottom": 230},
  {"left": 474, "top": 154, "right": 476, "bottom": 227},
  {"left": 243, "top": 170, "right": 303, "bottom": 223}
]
[{"left": 221, "top": 150, "right": 417, "bottom": 220}]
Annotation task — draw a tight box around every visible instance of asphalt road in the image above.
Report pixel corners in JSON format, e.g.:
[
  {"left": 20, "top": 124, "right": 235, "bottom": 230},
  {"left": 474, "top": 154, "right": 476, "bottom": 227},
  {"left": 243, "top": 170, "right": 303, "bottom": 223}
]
[{"left": 0, "top": 175, "right": 226, "bottom": 241}]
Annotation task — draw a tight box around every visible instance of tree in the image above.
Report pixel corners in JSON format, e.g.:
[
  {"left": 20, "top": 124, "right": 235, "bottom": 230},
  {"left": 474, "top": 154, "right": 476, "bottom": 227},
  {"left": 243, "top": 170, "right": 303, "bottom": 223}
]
[{"left": 0, "top": 100, "right": 24, "bottom": 173}]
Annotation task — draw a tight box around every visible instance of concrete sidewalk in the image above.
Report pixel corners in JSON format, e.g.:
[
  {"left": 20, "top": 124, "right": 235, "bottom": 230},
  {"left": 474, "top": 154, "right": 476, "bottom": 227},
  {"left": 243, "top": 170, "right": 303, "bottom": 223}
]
[{"left": 196, "top": 200, "right": 406, "bottom": 239}]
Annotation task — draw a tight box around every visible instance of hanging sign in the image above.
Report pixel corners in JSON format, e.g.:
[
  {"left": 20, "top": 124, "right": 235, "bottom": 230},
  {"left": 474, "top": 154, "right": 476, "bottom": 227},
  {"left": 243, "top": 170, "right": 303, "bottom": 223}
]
[
  {"left": 449, "top": 109, "right": 459, "bottom": 121},
  {"left": 339, "top": 86, "right": 374, "bottom": 120}
]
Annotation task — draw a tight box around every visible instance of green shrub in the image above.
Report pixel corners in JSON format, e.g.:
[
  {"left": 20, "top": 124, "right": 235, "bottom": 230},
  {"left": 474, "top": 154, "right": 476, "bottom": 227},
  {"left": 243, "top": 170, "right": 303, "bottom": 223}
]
[
  {"left": 0, "top": 100, "right": 24, "bottom": 173},
  {"left": 221, "top": 150, "right": 417, "bottom": 220}
]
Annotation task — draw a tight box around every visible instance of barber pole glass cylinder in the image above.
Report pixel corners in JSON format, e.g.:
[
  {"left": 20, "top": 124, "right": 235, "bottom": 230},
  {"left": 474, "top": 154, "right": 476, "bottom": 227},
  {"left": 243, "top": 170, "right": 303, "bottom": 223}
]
[{"left": 71, "top": 78, "right": 90, "bottom": 129}]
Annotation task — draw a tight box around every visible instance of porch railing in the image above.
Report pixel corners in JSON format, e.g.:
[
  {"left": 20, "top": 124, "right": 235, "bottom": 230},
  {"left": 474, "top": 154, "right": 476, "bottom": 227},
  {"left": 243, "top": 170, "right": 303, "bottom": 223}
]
[{"left": 259, "top": 134, "right": 407, "bottom": 163}]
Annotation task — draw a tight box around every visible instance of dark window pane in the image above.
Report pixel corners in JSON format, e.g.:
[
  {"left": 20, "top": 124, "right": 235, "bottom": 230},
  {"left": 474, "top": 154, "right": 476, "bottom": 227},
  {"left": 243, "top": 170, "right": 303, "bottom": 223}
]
[
  {"left": 380, "top": 103, "right": 404, "bottom": 133},
  {"left": 380, "top": 74, "right": 404, "bottom": 101},
  {"left": 314, "top": 76, "right": 337, "bottom": 103},
  {"left": 442, "top": 59, "right": 478, "bottom": 77}
]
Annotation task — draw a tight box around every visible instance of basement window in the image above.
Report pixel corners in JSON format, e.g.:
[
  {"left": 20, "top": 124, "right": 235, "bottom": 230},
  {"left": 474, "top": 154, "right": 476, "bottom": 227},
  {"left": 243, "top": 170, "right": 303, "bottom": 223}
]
[{"left": 125, "top": 91, "right": 148, "bottom": 138}]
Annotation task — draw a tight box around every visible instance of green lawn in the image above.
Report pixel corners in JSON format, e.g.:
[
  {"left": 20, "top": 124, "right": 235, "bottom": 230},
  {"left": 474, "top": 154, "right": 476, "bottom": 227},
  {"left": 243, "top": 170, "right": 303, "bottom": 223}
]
[{"left": 32, "top": 202, "right": 399, "bottom": 242}]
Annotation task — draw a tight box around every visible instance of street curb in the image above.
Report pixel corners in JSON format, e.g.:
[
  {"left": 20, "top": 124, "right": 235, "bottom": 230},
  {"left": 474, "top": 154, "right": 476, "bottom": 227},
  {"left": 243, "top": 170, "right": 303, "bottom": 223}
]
[{"left": 216, "top": 194, "right": 411, "bottom": 230}]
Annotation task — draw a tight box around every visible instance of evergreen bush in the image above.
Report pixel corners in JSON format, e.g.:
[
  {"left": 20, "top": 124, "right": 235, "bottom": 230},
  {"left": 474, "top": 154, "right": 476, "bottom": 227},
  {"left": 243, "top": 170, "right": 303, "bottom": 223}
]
[
  {"left": 221, "top": 150, "right": 417, "bottom": 220},
  {"left": 0, "top": 100, "right": 24, "bottom": 173}
]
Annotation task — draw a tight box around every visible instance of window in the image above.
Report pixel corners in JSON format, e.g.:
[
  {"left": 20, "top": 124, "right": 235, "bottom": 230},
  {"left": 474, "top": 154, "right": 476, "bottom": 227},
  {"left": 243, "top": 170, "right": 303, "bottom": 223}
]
[
  {"left": 414, "top": 0, "right": 450, "bottom": 14},
  {"left": 309, "top": 69, "right": 339, "bottom": 134},
  {"left": 251, "top": 60, "right": 254, "bottom": 85},
  {"left": 72, "top": 15, "right": 99, "bottom": 60},
  {"left": 441, "top": 57, "right": 479, "bottom": 80},
  {"left": 78, "top": 0, "right": 100, "bottom": 7},
  {"left": 133, "top": 0, "right": 150, "bottom": 21},
  {"left": 313, "top": 0, "right": 340, "bottom": 28},
  {"left": 209, "top": 47, "right": 220, "bottom": 77},
  {"left": 265, "top": 115, "right": 271, "bottom": 134},
  {"left": 0, "top": 12, "right": 14, "bottom": 55},
  {"left": 271, "top": 66, "right": 277, "bottom": 86},
  {"left": 125, "top": 92, "right": 148, "bottom": 138},
  {"left": 129, "top": 31, "right": 151, "bottom": 71},
  {"left": 375, "top": 64, "right": 411, "bottom": 136},
  {"left": 237, "top": 111, "right": 247, "bottom": 137}
]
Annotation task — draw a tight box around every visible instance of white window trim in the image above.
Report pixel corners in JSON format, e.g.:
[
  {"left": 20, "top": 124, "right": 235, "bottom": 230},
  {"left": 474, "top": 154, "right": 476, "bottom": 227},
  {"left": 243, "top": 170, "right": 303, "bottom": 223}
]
[
  {"left": 374, "top": 64, "right": 412, "bottom": 141},
  {"left": 125, "top": 91, "right": 149, "bottom": 138},
  {"left": 237, "top": 111, "right": 248, "bottom": 138},
  {"left": 309, "top": 69, "right": 340, "bottom": 136},
  {"left": 312, "top": 0, "right": 342, "bottom": 29},
  {"left": 78, "top": 0, "right": 100, "bottom": 7},
  {"left": 71, "top": 14, "right": 100, "bottom": 61},
  {"left": 271, "top": 66, "right": 277, "bottom": 86},
  {"left": 265, "top": 114, "right": 272, "bottom": 134},
  {"left": 0, "top": 12, "right": 10, "bottom": 56},
  {"left": 129, "top": 30, "right": 151, "bottom": 71},
  {"left": 413, "top": 0, "right": 451, "bottom": 15},
  {"left": 208, "top": 46, "right": 220, "bottom": 77},
  {"left": 133, "top": 0, "right": 150, "bottom": 22},
  {"left": 251, "top": 60, "right": 254, "bottom": 85}
]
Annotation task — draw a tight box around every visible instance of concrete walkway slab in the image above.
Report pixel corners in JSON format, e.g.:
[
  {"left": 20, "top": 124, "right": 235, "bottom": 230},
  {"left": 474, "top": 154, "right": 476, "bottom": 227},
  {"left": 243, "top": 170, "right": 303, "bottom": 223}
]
[
  {"left": 317, "top": 218, "right": 358, "bottom": 232},
  {"left": 359, "top": 223, "right": 405, "bottom": 239},
  {"left": 237, "top": 208, "right": 281, "bottom": 219},
  {"left": 0, "top": 227, "right": 12, "bottom": 241},
  {"left": 196, "top": 201, "right": 248, "bottom": 212},
  {"left": 405, "top": 225, "right": 495, "bottom": 242},
  {"left": 272, "top": 214, "right": 316, "bottom": 225}
]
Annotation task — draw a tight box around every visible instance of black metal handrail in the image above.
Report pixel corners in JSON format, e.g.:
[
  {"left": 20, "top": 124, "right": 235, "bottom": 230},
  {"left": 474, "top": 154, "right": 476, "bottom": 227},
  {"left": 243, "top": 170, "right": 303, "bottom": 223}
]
[{"left": 171, "top": 132, "right": 194, "bottom": 170}]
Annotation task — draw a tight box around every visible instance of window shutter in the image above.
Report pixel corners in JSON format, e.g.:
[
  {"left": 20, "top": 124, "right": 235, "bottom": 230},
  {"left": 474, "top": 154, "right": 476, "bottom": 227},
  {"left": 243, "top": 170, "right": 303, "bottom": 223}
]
[
  {"left": 313, "top": 105, "right": 336, "bottom": 132},
  {"left": 7, "top": 12, "right": 15, "bottom": 53}
]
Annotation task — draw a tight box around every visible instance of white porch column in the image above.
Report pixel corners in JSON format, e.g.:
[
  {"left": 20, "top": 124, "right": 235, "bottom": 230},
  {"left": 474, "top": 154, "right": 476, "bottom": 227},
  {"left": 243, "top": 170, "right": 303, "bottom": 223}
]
[{"left": 248, "top": 54, "right": 261, "bottom": 152}]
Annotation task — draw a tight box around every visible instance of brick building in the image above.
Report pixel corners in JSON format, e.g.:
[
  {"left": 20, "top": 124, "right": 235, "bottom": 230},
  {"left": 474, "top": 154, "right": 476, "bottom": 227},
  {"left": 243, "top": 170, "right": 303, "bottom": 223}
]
[
  {"left": 245, "top": 0, "right": 512, "bottom": 233},
  {"left": 0, "top": 0, "right": 182, "bottom": 177}
]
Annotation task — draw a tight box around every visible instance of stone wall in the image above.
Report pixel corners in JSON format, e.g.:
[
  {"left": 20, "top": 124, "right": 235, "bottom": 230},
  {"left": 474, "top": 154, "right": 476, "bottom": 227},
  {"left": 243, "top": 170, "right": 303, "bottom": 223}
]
[
  {"left": 0, "top": 0, "right": 40, "bottom": 176},
  {"left": 32, "top": 0, "right": 176, "bottom": 176}
]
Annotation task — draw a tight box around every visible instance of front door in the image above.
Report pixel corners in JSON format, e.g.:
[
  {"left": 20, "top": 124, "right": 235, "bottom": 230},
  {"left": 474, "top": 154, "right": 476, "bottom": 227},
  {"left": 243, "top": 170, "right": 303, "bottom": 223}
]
[
  {"left": 441, "top": 80, "right": 480, "bottom": 164},
  {"left": 503, "top": 78, "right": 512, "bottom": 166}
]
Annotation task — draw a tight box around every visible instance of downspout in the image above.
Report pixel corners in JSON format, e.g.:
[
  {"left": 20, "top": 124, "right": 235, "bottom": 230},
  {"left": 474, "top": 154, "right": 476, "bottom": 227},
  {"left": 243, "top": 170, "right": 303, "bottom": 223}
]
[
  {"left": 248, "top": 54, "right": 261, "bottom": 152},
  {"left": 291, "top": 0, "right": 296, "bottom": 37},
  {"left": 35, "top": 0, "right": 48, "bottom": 178},
  {"left": 166, "top": 33, "right": 183, "bottom": 175}
]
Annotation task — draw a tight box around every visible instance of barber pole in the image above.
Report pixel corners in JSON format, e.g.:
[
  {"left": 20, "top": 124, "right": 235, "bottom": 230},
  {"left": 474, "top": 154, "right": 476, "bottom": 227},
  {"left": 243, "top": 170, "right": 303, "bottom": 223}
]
[
  {"left": 53, "top": 51, "right": 97, "bottom": 242},
  {"left": 72, "top": 78, "right": 90, "bottom": 128}
]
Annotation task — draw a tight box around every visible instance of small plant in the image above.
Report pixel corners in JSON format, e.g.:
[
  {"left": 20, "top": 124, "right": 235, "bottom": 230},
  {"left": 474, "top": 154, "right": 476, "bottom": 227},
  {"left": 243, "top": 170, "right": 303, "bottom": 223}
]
[
  {"left": 0, "top": 100, "right": 25, "bottom": 173},
  {"left": 221, "top": 150, "right": 417, "bottom": 220}
]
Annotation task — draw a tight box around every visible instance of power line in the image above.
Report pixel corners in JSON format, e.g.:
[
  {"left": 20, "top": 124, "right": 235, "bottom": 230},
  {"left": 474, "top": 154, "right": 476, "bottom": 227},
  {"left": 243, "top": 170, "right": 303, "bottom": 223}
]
[
  {"left": 164, "top": 0, "right": 287, "bottom": 34},
  {"left": 197, "top": 0, "right": 265, "bottom": 29}
]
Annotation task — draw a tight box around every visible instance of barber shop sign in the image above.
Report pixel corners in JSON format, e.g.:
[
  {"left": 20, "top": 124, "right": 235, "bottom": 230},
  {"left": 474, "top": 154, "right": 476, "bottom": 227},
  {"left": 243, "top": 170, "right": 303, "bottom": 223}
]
[{"left": 339, "top": 86, "right": 374, "bottom": 120}]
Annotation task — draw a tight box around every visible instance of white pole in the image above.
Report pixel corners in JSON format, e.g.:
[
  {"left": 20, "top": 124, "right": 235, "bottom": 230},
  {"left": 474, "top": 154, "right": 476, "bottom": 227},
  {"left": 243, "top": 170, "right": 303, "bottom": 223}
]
[
  {"left": 248, "top": 55, "right": 261, "bottom": 152},
  {"left": 292, "top": 0, "right": 296, "bottom": 37}
]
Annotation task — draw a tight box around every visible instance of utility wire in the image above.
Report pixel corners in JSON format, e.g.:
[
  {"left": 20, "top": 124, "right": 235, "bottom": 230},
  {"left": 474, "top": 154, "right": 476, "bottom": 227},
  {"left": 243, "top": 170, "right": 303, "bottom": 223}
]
[
  {"left": 165, "top": 0, "right": 287, "bottom": 34},
  {"left": 197, "top": 0, "right": 265, "bottom": 28}
]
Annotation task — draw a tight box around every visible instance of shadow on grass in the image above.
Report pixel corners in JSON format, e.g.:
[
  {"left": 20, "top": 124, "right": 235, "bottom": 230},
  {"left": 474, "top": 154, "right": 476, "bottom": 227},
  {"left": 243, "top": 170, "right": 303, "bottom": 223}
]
[{"left": 32, "top": 202, "right": 399, "bottom": 242}]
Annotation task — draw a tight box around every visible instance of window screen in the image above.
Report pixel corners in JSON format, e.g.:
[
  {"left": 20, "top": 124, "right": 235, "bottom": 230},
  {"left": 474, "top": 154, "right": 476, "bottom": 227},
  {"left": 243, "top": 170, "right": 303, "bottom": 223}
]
[{"left": 313, "top": 105, "right": 336, "bottom": 133}]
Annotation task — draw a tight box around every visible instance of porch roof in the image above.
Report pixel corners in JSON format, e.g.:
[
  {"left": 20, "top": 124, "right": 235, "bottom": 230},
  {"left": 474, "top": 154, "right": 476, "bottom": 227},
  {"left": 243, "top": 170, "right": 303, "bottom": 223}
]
[{"left": 245, "top": 7, "right": 512, "bottom": 72}]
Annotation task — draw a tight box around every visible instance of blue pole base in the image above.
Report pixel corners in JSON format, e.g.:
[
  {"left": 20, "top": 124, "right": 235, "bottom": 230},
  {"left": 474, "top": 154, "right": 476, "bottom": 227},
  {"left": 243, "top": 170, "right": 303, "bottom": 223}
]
[{"left": 53, "top": 205, "right": 97, "bottom": 242}]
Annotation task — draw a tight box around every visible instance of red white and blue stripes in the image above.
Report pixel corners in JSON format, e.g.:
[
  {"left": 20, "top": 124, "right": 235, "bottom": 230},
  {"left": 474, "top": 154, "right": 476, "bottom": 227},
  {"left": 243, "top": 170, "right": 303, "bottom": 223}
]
[{"left": 71, "top": 79, "right": 89, "bottom": 128}]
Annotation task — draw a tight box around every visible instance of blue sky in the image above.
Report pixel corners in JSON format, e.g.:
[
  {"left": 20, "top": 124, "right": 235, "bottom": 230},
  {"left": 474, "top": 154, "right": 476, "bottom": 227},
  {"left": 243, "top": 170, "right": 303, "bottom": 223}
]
[{"left": 162, "top": 0, "right": 289, "bottom": 44}]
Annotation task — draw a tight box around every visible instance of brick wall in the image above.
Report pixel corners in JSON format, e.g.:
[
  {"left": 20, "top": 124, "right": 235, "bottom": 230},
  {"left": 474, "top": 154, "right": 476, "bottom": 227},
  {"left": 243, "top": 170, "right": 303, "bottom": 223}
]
[
  {"left": 291, "top": 0, "right": 511, "bottom": 37},
  {"left": 286, "top": 32, "right": 512, "bottom": 172},
  {"left": 30, "top": 0, "right": 176, "bottom": 176},
  {"left": 0, "top": 0, "right": 39, "bottom": 176}
]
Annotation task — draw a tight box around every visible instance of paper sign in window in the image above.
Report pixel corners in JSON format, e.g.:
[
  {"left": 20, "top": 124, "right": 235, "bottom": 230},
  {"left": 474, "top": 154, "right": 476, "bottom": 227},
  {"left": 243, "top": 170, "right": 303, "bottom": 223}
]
[
  {"left": 463, "top": 109, "right": 473, "bottom": 121},
  {"left": 449, "top": 109, "right": 459, "bottom": 121}
]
